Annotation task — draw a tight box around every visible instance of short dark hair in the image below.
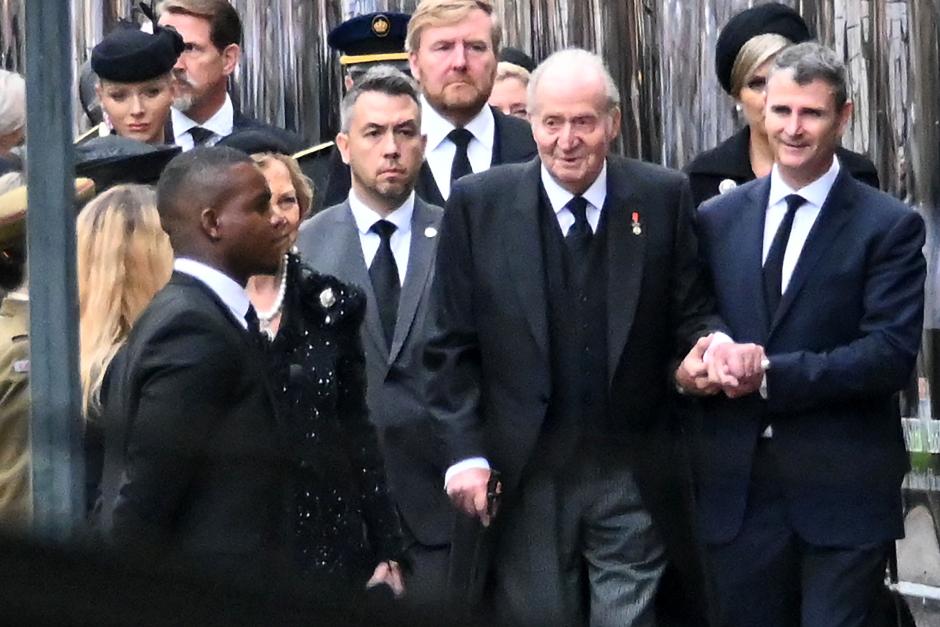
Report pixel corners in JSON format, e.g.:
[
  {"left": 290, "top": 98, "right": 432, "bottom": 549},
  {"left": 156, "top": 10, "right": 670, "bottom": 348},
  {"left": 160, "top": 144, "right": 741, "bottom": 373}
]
[
  {"left": 770, "top": 41, "right": 849, "bottom": 109},
  {"left": 156, "top": 146, "right": 253, "bottom": 249},
  {"left": 340, "top": 66, "right": 421, "bottom": 132},
  {"left": 157, "top": 0, "right": 242, "bottom": 49}
]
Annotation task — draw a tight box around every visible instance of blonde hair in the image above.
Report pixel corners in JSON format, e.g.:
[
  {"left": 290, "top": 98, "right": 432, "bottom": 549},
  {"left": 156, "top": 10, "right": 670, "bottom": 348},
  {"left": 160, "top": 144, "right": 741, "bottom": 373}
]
[
  {"left": 729, "top": 33, "right": 791, "bottom": 97},
  {"left": 406, "top": 0, "right": 501, "bottom": 54},
  {"left": 251, "top": 152, "right": 315, "bottom": 220},
  {"left": 495, "top": 61, "right": 530, "bottom": 85},
  {"left": 78, "top": 184, "right": 173, "bottom": 418}
]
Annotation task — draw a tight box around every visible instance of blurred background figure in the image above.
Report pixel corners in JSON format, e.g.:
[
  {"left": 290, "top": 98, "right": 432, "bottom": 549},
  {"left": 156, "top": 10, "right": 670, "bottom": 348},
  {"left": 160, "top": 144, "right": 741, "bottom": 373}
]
[
  {"left": 78, "top": 184, "right": 173, "bottom": 514},
  {"left": 488, "top": 60, "right": 530, "bottom": 119},
  {"left": 0, "top": 175, "right": 96, "bottom": 532},
  {"left": 89, "top": 20, "right": 184, "bottom": 145},
  {"left": 683, "top": 2, "right": 879, "bottom": 206},
  {"left": 0, "top": 71, "right": 26, "bottom": 174}
]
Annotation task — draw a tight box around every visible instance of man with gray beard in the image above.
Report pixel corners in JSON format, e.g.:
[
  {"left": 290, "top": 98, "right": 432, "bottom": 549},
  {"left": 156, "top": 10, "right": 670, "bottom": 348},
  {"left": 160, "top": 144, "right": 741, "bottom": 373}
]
[{"left": 155, "top": 0, "right": 302, "bottom": 152}]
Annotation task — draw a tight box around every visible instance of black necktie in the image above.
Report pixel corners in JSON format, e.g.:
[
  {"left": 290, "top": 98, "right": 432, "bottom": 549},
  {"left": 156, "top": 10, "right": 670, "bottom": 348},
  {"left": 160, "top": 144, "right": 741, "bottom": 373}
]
[
  {"left": 369, "top": 220, "right": 401, "bottom": 347},
  {"left": 189, "top": 126, "right": 215, "bottom": 147},
  {"left": 448, "top": 128, "right": 474, "bottom": 182},
  {"left": 565, "top": 195, "right": 592, "bottom": 260},
  {"left": 244, "top": 304, "right": 262, "bottom": 342},
  {"left": 763, "top": 193, "right": 805, "bottom": 318}
]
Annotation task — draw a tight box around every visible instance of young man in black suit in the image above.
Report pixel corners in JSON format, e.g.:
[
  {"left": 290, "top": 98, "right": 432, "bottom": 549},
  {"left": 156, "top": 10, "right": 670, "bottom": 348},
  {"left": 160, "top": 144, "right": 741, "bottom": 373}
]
[
  {"left": 694, "top": 42, "right": 926, "bottom": 626},
  {"left": 96, "top": 147, "right": 292, "bottom": 577},
  {"left": 426, "top": 48, "right": 759, "bottom": 625}
]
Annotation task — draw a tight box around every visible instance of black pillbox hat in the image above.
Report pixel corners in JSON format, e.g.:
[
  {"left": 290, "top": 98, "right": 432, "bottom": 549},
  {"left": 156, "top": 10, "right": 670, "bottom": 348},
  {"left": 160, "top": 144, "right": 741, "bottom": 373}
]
[
  {"left": 91, "top": 25, "right": 184, "bottom": 83},
  {"left": 715, "top": 2, "right": 812, "bottom": 94},
  {"left": 327, "top": 12, "right": 411, "bottom": 67}
]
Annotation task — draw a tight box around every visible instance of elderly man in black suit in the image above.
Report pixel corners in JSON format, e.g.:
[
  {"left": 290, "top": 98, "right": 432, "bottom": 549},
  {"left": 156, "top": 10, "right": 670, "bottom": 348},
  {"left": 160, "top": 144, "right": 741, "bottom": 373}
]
[
  {"left": 426, "top": 48, "right": 761, "bottom": 625},
  {"left": 95, "top": 147, "right": 291, "bottom": 577},
  {"left": 297, "top": 66, "right": 450, "bottom": 607}
]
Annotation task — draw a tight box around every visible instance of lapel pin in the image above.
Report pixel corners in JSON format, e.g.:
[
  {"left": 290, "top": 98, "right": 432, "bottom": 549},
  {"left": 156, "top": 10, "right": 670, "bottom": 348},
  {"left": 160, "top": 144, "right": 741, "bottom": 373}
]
[
  {"left": 718, "top": 178, "right": 738, "bottom": 194},
  {"left": 631, "top": 211, "right": 642, "bottom": 236},
  {"left": 424, "top": 226, "right": 438, "bottom": 238}
]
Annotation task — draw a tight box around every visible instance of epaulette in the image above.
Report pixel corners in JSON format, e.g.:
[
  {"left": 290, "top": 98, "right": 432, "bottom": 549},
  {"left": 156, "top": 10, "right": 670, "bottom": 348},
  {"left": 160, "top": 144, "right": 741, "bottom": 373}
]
[
  {"left": 293, "top": 141, "right": 335, "bottom": 160},
  {"left": 74, "top": 122, "right": 108, "bottom": 145}
]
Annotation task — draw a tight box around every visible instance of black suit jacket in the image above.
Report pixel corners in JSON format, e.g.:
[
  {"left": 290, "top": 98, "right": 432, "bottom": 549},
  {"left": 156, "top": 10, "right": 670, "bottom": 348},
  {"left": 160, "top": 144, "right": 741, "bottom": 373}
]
[
  {"left": 316, "top": 107, "right": 537, "bottom": 211},
  {"left": 94, "top": 272, "right": 289, "bottom": 575},
  {"left": 164, "top": 109, "right": 305, "bottom": 152},
  {"left": 297, "top": 197, "right": 451, "bottom": 547},
  {"left": 694, "top": 171, "right": 925, "bottom": 547},
  {"left": 684, "top": 126, "right": 880, "bottom": 207},
  {"left": 425, "top": 156, "right": 724, "bottom": 618}
]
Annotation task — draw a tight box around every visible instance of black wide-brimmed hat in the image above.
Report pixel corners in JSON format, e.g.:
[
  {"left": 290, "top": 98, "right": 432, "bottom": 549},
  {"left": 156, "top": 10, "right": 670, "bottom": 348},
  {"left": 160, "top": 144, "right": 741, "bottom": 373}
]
[
  {"left": 75, "top": 136, "right": 181, "bottom": 190},
  {"left": 715, "top": 2, "right": 812, "bottom": 94}
]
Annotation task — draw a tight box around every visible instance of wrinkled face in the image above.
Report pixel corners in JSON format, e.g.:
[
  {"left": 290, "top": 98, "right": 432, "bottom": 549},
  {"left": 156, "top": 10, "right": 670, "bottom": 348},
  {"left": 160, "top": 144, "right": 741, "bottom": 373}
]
[
  {"left": 408, "top": 9, "right": 497, "bottom": 121},
  {"left": 259, "top": 159, "right": 302, "bottom": 246},
  {"left": 488, "top": 76, "right": 528, "bottom": 118},
  {"left": 97, "top": 77, "right": 174, "bottom": 144},
  {"left": 158, "top": 12, "right": 231, "bottom": 113},
  {"left": 218, "top": 162, "right": 287, "bottom": 281},
  {"left": 530, "top": 72, "right": 620, "bottom": 194},
  {"left": 737, "top": 58, "right": 773, "bottom": 137},
  {"left": 337, "top": 91, "right": 426, "bottom": 210},
  {"left": 764, "top": 69, "right": 851, "bottom": 187}
]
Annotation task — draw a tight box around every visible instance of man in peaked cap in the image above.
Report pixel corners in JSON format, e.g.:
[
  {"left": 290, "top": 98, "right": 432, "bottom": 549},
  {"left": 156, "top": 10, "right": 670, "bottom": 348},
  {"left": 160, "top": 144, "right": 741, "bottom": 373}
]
[{"left": 295, "top": 12, "right": 413, "bottom": 215}]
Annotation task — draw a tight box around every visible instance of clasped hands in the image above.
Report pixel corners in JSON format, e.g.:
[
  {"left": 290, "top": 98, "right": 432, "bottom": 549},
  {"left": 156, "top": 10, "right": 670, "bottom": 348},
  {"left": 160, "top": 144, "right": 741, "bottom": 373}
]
[{"left": 676, "top": 334, "right": 766, "bottom": 398}]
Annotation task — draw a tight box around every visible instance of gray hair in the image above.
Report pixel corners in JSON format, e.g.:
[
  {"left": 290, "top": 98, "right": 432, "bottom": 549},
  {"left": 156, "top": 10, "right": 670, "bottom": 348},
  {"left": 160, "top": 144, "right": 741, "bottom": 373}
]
[
  {"left": 527, "top": 48, "right": 621, "bottom": 115},
  {"left": 340, "top": 66, "right": 422, "bottom": 133},
  {"left": 770, "top": 41, "right": 848, "bottom": 109},
  {"left": 0, "top": 70, "right": 26, "bottom": 137}
]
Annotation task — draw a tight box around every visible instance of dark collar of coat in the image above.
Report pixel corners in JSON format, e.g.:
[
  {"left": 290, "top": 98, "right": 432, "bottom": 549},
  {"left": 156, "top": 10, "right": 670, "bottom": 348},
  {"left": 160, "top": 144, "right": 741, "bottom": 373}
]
[{"left": 684, "top": 126, "right": 754, "bottom": 180}]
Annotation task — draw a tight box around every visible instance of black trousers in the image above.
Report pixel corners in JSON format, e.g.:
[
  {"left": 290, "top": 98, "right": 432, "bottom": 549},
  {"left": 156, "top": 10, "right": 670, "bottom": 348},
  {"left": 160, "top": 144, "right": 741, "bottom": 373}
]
[{"left": 706, "top": 439, "right": 890, "bottom": 627}]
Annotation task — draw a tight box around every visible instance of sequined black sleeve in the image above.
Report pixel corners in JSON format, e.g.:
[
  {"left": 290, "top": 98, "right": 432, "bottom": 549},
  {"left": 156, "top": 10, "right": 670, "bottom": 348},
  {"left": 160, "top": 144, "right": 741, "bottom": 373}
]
[{"left": 332, "top": 287, "right": 406, "bottom": 565}]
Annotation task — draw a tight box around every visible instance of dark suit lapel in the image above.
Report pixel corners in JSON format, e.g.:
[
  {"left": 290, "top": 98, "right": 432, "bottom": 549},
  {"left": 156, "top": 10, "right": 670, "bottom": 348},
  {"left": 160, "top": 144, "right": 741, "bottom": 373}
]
[
  {"left": 769, "top": 171, "right": 856, "bottom": 333},
  {"left": 604, "top": 162, "right": 646, "bottom": 384},
  {"left": 737, "top": 179, "right": 773, "bottom": 337},
  {"left": 502, "top": 160, "right": 549, "bottom": 359},
  {"left": 416, "top": 162, "right": 445, "bottom": 207},
  {"left": 491, "top": 107, "right": 535, "bottom": 165},
  {"left": 332, "top": 205, "right": 389, "bottom": 359},
  {"left": 389, "top": 199, "right": 438, "bottom": 363}
]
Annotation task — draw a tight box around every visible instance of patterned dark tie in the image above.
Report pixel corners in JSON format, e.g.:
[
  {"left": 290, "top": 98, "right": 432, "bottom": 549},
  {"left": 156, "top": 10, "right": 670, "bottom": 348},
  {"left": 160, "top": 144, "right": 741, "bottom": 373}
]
[
  {"left": 369, "top": 220, "right": 401, "bottom": 348},
  {"left": 762, "top": 193, "right": 805, "bottom": 319},
  {"left": 189, "top": 126, "right": 215, "bottom": 147},
  {"left": 448, "top": 128, "right": 474, "bottom": 182}
]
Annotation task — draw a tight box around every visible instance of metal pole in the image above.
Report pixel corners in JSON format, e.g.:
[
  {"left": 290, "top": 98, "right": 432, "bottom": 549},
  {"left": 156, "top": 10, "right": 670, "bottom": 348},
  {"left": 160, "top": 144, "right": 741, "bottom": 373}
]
[{"left": 25, "top": 0, "right": 84, "bottom": 542}]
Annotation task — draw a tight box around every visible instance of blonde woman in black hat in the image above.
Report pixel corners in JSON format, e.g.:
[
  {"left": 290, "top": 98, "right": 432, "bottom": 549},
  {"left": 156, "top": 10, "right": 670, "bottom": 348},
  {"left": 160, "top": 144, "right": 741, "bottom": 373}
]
[
  {"left": 684, "top": 2, "right": 879, "bottom": 206},
  {"left": 77, "top": 184, "right": 173, "bottom": 513},
  {"left": 91, "top": 22, "right": 184, "bottom": 145}
]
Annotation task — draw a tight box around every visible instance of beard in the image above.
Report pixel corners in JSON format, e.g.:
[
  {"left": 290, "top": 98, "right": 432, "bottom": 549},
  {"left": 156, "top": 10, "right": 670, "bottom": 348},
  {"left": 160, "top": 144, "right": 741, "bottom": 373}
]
[{"left": 171, "top": 72, "right": 196, "bottom": 112}]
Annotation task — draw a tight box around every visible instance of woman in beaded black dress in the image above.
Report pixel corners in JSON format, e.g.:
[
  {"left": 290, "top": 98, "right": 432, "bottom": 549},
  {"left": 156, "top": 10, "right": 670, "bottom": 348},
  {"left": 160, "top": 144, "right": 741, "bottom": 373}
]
[{"left": 236, "top": 139, "right": 405, "bottom": 594}]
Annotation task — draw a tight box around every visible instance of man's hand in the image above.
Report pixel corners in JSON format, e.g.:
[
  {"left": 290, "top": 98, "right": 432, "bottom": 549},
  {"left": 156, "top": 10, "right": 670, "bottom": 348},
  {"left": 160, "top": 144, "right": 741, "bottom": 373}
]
[
  {"left": 676, "top": 334, "right": 722, "bottom": 396},
  {"left": 366, "top": 560, "right": 405, "bottom": 597},
  {"left": 445, "top": 467, "right": 494, "bottom": 526},
  {"left": 708, "top": 341, "right": 766, "bottom": 398}
]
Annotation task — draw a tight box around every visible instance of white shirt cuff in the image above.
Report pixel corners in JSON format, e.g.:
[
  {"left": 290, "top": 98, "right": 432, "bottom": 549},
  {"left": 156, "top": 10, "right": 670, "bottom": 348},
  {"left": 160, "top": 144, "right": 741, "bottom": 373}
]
[
  {"left": 444, "top": 457, "right": 490, "bottom": 490},
  {"left": 702, "top": 331, "right": 734, "bottom": 363}
]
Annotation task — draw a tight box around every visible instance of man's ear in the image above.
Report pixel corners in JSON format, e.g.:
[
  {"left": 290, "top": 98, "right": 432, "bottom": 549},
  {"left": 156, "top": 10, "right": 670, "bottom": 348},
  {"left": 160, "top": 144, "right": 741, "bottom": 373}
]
[
  {"left": 220, "top": 43, "right": 240, "bottom": 77},
  {"left": 836, "top": 99, "right": 854, "bottom": 137},
  {"left": 336, "top": 132, "right": 351, "bottom": 165},
  {"left": 200, "top": 207, "right": 222, "bottom": 240},
  {"left": 608, "top": 106, "right": 622, "bottom": 140},
  {"left": 408, "top": 52, "right": 421, "bottom": 83}
]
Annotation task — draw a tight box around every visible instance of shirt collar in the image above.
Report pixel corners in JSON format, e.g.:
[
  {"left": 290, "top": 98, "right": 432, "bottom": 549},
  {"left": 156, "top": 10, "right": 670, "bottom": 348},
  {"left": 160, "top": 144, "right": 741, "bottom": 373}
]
[
  {"left": 173, "top": 257, "right": 250, "bottom": 323},
  {"left": 421, "top": 96, "right": 495, "bottom": 152},
  {"left": 541, "top": 161, "right": 608, "bottom": 214},
  {"left": 348, "top": 188, "right": 416, "bottom": 236},
  {"left": 768, "top": 155, "right": 841, "bottom": 209},
  {"left": 171, "top": 94, "right": 235, "bottom": 139}
]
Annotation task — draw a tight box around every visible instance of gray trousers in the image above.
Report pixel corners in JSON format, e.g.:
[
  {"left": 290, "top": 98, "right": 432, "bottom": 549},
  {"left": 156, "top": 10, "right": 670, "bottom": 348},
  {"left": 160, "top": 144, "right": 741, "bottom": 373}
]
[{"left": 490, "top": 457, "right": 666, "bottom": 626}]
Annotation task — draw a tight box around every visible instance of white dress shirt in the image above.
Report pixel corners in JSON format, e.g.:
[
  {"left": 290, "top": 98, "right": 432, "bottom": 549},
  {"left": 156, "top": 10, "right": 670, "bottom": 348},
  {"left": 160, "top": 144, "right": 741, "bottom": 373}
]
[
  {"left": 443, "top": 164, "right": 610, "bottom": 489},
  {"left": 348, "top": 188, "right": 415, "bottom": 284},
  {"left": 422, "top": 97, "right": 495, "bottom": 201},
  {"left": 174, "top": 258, "right": 250, "bottom": 329},
  {"left": 170, "top": 94, "right": 235, "bottom": 151}
]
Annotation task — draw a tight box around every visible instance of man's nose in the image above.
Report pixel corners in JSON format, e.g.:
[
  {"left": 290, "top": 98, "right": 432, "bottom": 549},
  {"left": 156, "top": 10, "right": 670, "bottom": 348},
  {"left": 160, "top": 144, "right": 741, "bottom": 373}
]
[{"left": 450, "top": 43, "right": 468, "bottom": 70}]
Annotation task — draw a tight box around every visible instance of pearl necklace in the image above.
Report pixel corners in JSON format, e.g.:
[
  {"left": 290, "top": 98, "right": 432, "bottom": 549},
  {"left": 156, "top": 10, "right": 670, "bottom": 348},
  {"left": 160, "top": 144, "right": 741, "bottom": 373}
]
[{"left": 257, "top": 254, "right": 289, "bottom": 339}]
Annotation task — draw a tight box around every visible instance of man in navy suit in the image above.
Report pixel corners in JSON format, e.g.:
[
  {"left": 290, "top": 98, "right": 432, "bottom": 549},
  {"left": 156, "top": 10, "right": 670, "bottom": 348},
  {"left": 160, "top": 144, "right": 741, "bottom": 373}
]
[{"left": 693, "top": 42, "right": 926, "bottom": 627}]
